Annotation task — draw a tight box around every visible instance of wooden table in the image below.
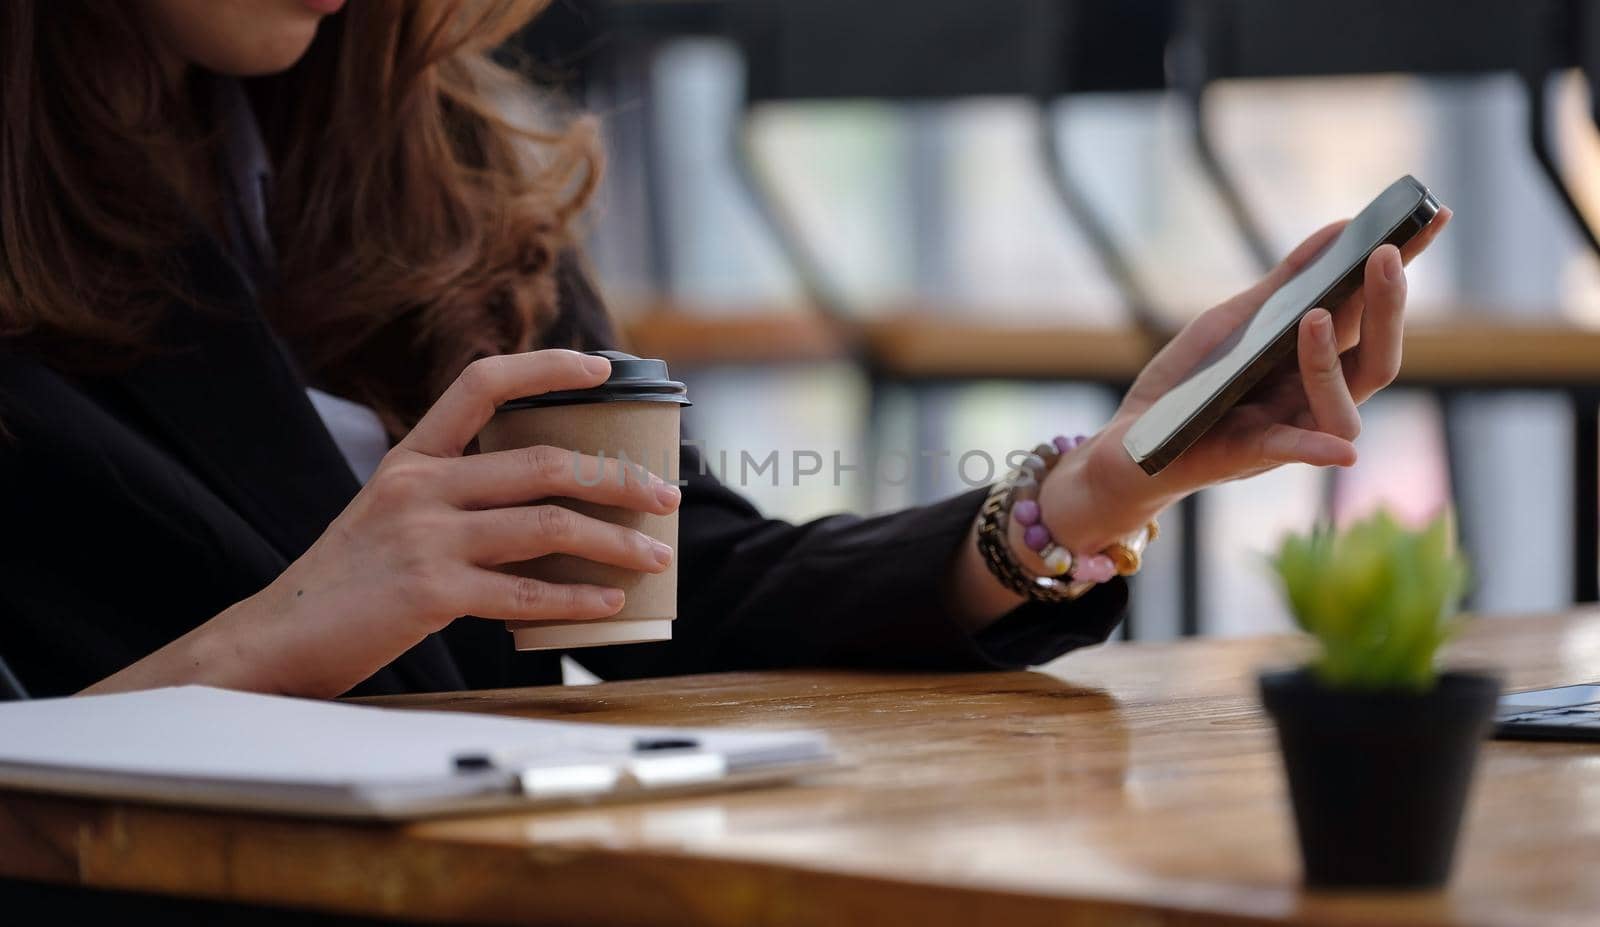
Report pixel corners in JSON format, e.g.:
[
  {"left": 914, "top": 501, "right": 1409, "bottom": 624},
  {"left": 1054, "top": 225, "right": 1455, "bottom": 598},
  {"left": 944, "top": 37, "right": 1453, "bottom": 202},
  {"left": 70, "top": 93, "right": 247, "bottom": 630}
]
[{"left": 3, "top": 611, "right": 1599, "bottom": 926}]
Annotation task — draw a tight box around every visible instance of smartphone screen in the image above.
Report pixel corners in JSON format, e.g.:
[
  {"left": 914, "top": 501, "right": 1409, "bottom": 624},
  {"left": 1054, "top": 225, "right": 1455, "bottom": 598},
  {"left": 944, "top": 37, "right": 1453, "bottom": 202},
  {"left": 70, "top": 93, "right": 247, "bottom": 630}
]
[{"left": 1123, "top": 175, "right": 1441, "bottom": 475}]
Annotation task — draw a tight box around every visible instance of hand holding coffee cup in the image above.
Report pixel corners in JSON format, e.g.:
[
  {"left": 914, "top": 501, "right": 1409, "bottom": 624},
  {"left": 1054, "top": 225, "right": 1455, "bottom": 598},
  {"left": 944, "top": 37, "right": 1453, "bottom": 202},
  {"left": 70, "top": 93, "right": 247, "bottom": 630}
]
[
  {"left": 478, "top": 350, "right": 689, "bottom": 650},
  {"left": 204, "top": 350, "right": 679, "bottom": 699}
]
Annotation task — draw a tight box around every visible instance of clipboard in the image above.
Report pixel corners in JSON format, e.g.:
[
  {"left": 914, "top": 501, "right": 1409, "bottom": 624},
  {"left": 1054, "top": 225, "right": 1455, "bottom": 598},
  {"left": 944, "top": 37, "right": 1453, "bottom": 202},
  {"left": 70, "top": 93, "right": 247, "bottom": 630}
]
[{"left": 0, "top": 686, "right": 836, "bottom": 820}]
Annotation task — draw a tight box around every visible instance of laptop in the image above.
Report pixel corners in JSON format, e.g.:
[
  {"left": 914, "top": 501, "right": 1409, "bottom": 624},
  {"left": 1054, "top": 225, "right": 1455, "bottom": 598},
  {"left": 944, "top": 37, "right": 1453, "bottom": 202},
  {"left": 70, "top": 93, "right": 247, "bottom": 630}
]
[{"left": 1495, "top": 684, "right": 1600, "bottom": 741}]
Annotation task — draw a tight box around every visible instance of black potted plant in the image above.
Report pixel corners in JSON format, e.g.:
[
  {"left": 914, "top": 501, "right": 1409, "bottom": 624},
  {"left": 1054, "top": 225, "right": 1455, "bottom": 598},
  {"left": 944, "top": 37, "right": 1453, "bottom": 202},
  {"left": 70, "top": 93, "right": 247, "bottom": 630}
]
[{"left": 1260, "top": 510, "right": 1500, "bottom": 889}]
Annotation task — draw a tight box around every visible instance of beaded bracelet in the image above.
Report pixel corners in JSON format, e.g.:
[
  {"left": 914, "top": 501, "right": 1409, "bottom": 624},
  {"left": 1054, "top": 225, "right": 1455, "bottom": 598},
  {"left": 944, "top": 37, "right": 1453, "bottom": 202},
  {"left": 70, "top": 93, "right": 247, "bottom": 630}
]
[{"left": 975, "top": 435, "right": 1158, "bottom": 603}]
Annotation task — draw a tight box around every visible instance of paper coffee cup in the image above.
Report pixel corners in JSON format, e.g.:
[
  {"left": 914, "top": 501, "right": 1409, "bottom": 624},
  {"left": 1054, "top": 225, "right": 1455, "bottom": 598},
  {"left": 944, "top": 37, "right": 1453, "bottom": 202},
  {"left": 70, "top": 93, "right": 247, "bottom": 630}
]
[{"left": 477, "top": 351, "right": 689, "bottom": 650}]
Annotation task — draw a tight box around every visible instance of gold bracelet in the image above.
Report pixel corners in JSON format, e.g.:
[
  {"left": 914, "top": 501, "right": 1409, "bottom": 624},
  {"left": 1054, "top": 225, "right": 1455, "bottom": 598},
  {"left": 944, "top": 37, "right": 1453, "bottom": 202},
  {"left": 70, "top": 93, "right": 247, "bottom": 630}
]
[{"left": 1105, "top": 520, "right": 1159, "bottom": 576}]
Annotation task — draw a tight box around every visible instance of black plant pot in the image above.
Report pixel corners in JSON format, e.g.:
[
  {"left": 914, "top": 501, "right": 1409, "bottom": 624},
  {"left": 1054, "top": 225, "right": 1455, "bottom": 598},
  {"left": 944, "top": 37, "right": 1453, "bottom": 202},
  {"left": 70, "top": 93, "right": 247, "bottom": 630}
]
[{"left": 1258, "top": 668, "right": 1501, "bottom": 889}]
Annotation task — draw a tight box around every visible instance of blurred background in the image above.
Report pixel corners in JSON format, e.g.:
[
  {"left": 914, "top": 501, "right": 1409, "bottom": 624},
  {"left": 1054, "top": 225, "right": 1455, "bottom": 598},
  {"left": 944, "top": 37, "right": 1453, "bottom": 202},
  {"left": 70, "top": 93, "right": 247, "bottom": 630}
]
[{"left": 516, "top": 0, "right": 1600, "bottom": 642}]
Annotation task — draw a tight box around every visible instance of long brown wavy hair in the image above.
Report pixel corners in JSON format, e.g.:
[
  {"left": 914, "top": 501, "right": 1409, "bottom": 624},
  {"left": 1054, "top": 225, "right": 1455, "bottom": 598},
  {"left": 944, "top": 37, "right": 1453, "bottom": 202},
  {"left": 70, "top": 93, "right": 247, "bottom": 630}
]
[{"left": 0, "top": 0, "right": 600, "bottom": 430}]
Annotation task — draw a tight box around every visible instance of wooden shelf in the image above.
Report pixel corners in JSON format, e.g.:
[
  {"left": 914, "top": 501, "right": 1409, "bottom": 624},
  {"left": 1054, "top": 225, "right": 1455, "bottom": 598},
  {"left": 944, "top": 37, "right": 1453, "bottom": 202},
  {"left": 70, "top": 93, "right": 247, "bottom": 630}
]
[
  {"left": 859, "top": 316, "right": 1156, "bottom": 382},
  {"left": 621, "top": 306, "right": 850, "bottom": 367},
  {"left": 1399, "top": 322, "right": 1600, "bottom": 386},
  {"left": 620, "top": 306, "right": 1600, "bottom": 388}
]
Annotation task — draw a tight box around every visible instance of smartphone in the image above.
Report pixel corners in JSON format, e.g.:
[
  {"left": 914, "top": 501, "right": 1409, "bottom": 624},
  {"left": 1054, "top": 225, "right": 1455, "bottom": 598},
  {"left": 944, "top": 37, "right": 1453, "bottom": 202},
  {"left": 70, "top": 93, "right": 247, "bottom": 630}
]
[{"left": 1123, "top": 175, "right": 1442, "bottom": 476}]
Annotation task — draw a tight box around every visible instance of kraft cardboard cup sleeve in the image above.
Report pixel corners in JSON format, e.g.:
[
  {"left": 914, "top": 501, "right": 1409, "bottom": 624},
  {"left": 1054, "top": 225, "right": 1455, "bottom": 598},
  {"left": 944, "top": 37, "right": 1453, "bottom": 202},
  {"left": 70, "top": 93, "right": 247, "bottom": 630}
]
[{"left": 476, "top": 351, "right": 689, "bottom": 651}]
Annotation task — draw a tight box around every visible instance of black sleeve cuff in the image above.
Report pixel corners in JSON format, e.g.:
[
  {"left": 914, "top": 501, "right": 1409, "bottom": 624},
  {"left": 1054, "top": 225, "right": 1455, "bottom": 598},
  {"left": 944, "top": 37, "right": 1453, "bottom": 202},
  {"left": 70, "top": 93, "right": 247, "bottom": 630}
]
[
  {"left": 813, "top": 487, "right": 1129, "bottom": 671},
  {"left": 970, "top": 576, "right": 1128, "bottom": 668}
]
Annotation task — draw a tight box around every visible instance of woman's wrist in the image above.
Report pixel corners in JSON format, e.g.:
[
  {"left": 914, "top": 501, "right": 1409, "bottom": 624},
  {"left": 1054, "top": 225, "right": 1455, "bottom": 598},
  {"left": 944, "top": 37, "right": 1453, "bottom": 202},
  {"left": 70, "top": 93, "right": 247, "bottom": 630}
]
[
  {"left": 239, "top": 562, "right": 442, "bottom": 699},
  {"left": 949, "top": 427, "right": 1173, "bottom": 633},
  {"left": 947, "top": 518, "right": 1029, "bottom": 633},
  {"left": 1042, "top": 427, "right": 1174, "bottom": 554},
  {"left": 185, "top": 595, "right": 289, "bottom": 692}
]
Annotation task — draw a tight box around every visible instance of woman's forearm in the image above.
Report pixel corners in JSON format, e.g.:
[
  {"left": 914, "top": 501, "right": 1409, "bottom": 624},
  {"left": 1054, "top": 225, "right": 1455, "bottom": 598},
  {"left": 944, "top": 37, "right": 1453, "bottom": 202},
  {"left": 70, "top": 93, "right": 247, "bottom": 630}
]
[
  {"left": 81, "top": 593, "right": 293, "bottom": 696},
  {"left": 946, "top": 518, "right": 1028, "bottom": 633},
  {"left": 80, "top": 547, "right": 462, "bottom": 699}
]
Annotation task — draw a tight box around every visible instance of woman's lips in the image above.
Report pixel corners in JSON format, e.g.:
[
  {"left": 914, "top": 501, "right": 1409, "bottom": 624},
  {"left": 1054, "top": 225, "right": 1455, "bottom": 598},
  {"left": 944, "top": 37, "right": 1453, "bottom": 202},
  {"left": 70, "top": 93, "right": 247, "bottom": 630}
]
[{"left": 300, "top": 0, "right": 347, "bottom": 14}]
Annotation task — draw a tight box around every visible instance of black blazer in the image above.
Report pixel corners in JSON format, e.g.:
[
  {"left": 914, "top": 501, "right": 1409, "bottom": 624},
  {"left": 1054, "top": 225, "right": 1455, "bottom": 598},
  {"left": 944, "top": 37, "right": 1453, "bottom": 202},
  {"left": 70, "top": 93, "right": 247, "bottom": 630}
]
[{"left": 0, "top": 238, "right": 1127, "bottom": 698}]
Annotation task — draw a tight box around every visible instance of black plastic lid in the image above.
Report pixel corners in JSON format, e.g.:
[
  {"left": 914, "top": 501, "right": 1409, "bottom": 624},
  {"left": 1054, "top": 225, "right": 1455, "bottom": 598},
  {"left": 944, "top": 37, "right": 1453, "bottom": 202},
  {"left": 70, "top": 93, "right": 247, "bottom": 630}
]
[{"left": 499, "top": 350, "right": 691, "bottom": 410}]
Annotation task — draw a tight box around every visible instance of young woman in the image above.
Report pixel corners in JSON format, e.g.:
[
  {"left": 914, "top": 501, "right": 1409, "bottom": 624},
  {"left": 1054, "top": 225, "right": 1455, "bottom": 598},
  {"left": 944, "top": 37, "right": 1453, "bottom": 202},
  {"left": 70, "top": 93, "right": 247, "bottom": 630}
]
[{"left": 0, "top": 0, "right": 1445, "bottom": 699}]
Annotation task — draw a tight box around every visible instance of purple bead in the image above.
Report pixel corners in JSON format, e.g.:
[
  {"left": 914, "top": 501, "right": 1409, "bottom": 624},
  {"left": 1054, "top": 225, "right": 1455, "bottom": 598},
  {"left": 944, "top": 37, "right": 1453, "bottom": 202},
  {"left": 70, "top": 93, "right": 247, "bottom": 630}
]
[
  {"left": 1013, "top": 499, "right": 1041, "bottom": 526},
  {"left": 1052, "top": 435, "right": 1073, "bottom": 455},
  {"left": 1023, "top": 524, "right": 1052, "bottom": 552}
]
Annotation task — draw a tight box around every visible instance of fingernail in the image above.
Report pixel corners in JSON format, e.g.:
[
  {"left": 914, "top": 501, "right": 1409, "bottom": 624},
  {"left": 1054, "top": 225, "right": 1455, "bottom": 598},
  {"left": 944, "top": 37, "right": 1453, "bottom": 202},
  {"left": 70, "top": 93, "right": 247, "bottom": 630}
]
[
  {"left": 655, "top": 480, "right": 681, "bottom": 507},
  {"left": 1383, "top": 247, "right": 1402, "bottom": 282},
  {"left": 581, "top": 353, "right": 611, "bottom": 376},
  {"left": 601, "top": 589, "right": 625, "bottom": 609},
  {"left": 650, "top": 539, "right": 674, "bottom": 567},
  {"left": 1315, "top": 311, "right": 1335, "bottom": 348}
]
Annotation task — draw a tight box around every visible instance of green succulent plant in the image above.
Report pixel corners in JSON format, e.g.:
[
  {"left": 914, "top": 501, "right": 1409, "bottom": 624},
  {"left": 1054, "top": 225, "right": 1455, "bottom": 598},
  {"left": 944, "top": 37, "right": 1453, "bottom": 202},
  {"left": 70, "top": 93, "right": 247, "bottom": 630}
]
[{"left": 1271, "top": 509, "right": 1469, "bottom": 692}]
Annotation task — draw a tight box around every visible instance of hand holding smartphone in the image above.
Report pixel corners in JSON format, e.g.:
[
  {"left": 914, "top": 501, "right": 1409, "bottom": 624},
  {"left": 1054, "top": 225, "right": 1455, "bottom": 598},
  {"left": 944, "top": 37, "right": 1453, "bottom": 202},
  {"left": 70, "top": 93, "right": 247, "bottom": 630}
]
[{"left": 1123, "top": 176, "right": 1443, "bottom": 475}]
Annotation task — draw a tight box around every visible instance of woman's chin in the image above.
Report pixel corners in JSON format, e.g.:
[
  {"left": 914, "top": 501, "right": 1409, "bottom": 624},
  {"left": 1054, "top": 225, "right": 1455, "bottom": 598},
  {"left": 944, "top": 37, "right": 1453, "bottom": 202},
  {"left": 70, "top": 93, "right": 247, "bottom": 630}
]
[
  {"left": 137, "top": 0, "right": 328, "bottom": 78},
  {"left": 202, "top": 27, "right": 320, "bottom": 76}
]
